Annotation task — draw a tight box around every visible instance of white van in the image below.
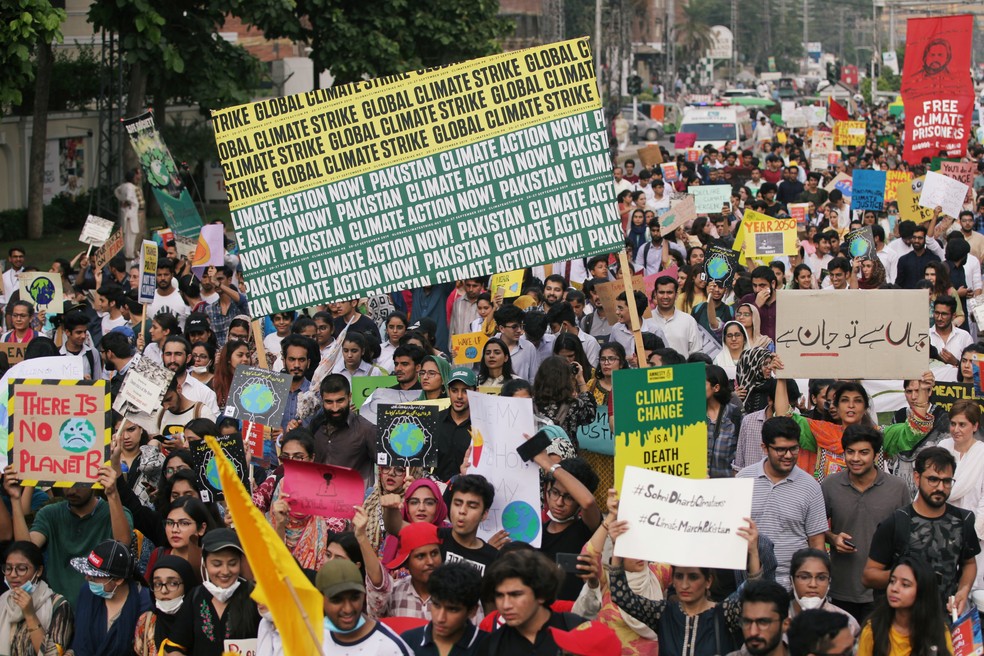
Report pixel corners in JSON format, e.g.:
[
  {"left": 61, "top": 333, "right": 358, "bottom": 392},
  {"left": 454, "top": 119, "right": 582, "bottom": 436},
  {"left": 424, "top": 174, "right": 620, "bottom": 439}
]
[{"left": 675, "top": 104, "right": 752, "bottom": 153}]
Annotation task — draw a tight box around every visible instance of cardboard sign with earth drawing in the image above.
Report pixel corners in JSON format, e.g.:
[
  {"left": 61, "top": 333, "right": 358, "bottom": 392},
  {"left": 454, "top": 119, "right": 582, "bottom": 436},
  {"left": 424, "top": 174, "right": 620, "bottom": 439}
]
[{"left": 7, "top": 379, "right": 110, "bottom": 487}]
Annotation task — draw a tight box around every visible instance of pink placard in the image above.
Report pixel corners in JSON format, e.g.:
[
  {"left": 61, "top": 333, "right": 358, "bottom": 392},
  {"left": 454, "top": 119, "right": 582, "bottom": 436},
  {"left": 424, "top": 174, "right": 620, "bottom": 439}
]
[
  {"left": 281, "top": 460, "right": 364, "bottom": 520},
  {"left": 675, "top": 132, "right": 698, "bottom": 149}
]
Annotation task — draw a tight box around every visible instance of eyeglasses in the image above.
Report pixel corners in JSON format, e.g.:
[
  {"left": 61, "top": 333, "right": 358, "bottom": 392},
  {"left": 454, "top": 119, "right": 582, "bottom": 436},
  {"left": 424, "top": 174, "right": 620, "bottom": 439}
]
[
  {"left": 280, "top": 452, "right": 310, "bottom": 461},
  {"left": 380, "top": 466, "right": 407, "bottom": 476},
  {"left": 740, "top": 617, "right": 780, "bottom": 629},
  {"left": 546, "top": 488, "right": 575, "bottom": 504},
  {"left": 725, "top": 333, "right": 743, "bottom": 339},
  {"left": 151, "top": 580, "right": 184, "bottom": 592},
  {"left": 165, "top": 519, "right": 196, "bottom": 529},
  {"left": 191, "top": 353, "right": 211, "bottom": 361},
  {"left": 599, "top": 356, "right": 619, "bottom": 363},
  {"left": 2, "top": 565, "right": 31, "bottom": 576},
  {"left": 165, "top": 465, "right": 191, "bottom": 476},
  {"left": 419, "top": 370, "right": 441, "bottom": 378},
  {"left": 794, "top": 572, "right": 831, "bottom": 583},
  {"left": 500, "top": 323, "right": 523, "bottom": 330},
  {"left": 767, "top": 445, "right": 800, "bottom": 456},
  {"left": 924, "top": 475, "right": 954, "bottom": 487}
]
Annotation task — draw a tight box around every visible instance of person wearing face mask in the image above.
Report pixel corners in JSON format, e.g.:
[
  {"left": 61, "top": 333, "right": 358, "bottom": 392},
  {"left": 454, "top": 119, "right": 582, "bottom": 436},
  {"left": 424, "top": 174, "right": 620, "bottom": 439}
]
[
  {"left": 134, "top": 556, "right": 195, "bottom": 656},
  {"left": 786, "top": 549, "right": 859, "bottom": 638},
  {"left": 316, "top": 559, "right": 412, "bottom": 655},
  {"left": 68, "top": 540, "right": 150, "bottom": 656},
  {"left": 168, "top": 529, "right": 260, "bottom": 656},
  {"left": 0, "top": 541, "right": 73, "bottom": 656}
]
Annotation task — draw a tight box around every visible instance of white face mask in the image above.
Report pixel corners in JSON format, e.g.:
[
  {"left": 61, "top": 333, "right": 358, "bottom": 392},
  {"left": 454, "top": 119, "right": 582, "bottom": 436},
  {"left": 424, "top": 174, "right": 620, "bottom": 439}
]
[
  {"left": 156, "top": 596, "right": 184, "bottom": 615},
  {"left": 202, "top": 579, "right": 241, "bottom": 603},
  {"left": 794, "top": 587, "right": 826, "bottom": 610},
  {"left": 190, "top": 365, "right": 210, "bottom": 374}
]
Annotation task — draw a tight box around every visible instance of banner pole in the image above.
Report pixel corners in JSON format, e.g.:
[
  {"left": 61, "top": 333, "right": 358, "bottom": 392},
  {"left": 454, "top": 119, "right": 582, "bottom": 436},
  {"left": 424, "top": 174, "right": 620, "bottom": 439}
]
[
  {"left": 251, "top": 320, "right": 268, "bottom": 369},
  {"left": 618, "top": 251, "right": 648, "bottom": 364},
  {"left": 282, "top": 575, "right": 322, "bottom": 653}
]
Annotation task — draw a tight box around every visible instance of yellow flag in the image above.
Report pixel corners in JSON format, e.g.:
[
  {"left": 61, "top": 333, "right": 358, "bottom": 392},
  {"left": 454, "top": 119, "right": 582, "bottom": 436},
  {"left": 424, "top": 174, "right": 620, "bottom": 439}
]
[{"left": 204, "top": 436, "right": 323, "bottom": 656}]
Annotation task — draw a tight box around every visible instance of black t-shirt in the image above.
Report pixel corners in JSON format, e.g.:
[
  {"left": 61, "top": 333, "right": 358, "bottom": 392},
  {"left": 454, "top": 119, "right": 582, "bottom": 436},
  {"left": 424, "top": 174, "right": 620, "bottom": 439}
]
[
  {"left": 435, "top": 411, "right": 471, "bottom": 481},
  {"left": 868, "top": 504, "right": 980, "bottom": 603},
  {"left": 539, "top": 518, "right": 594, "bottom": 601},
  {"left": 437, "top": 527, "right": 499, "bottom": 575},
  {"left": 334, "top": 314, "right": 380, "bottom": 339}
]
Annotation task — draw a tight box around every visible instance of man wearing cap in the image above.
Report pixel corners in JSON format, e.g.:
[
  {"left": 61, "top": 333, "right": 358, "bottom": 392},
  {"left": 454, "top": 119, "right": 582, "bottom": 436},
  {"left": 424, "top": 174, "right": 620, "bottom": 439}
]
[
  {"left": 435, "top": 366, "right": 477, "bottom": 481},
  {"left": 364, "top": 522, "right": 444, "bottom": 620},
  {"left": 401, "top": 563, "right": 487, "bottom": 656},
  {"left": 3, "top": 465, "right": 132, "bottom": 606},
  {"left": 317, "top": 559, "right": 413, "bottom": 655},
  {"left": 184, "top": 312, "right": 215, "bottom": 346}
]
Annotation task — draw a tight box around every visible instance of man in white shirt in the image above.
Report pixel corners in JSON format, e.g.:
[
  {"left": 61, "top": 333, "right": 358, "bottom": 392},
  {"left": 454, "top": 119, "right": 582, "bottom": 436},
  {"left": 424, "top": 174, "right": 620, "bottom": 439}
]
[
  {"left": 613, "top": 167, "right": 633, "bottom": 197},
  {"left": 148, "top": 258, "right": 190, "bottom": 326},
  {"left": 885, "top": 219, "right": 945, "bottom": 260},
  {"left": 610, "top": 290, "right": 667, "bottom": 359},
  {"left": 649, "top": 276, "right": 702, "bottom": 357},
  {"left": 929, "top": 296, "right": 973, "bottom": 367},
  {"left": 873, "top": 225, "right": 898, "bottom": 284},
  {"left": 1, "top": 247, "right": 26, "bottom": 309},
  {"left": 545, "top": 302, "right": 600, "bottom": 367},
  {"left": 493, "top": 305, "right": 536, "bottom": 381},
  {"left": 162, "top": 334, "right": 219, "bottom": 415}
]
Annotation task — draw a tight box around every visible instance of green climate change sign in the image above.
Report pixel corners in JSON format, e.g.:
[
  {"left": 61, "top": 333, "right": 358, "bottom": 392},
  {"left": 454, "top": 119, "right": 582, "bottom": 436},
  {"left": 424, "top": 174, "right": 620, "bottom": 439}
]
[{"left": 211, "top": 38, "right": 625, "bottom": 315}]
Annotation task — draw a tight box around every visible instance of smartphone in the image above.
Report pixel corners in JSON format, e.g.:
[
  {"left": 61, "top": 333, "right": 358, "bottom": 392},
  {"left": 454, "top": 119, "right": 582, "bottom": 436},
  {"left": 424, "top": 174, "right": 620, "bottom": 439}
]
[
  {"left": 843, "top": 539, "right": 856, "bottom": 549},
  {"left": 555, "top": 553, "right": 581, "bottom": 575}
]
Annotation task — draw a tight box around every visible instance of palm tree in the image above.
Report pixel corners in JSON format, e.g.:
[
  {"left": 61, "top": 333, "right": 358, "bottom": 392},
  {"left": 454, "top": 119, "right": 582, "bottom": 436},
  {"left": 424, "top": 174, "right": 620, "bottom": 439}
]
[{"left": 675, "top": 3, "right": 714, "bottom": 64}]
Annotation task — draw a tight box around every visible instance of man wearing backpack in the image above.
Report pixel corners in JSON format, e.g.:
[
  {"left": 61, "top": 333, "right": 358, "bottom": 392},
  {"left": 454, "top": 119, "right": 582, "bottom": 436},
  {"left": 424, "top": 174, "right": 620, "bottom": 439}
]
[{"left": 862, "top": 447, "right": 979, "bottom": 616}]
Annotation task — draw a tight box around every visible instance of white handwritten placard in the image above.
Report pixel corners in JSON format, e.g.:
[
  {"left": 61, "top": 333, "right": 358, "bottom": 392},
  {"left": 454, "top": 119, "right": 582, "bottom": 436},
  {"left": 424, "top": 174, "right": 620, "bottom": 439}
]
[
  {"left": 919, "top": 171, "right": 969, "bottom": 219},
  {"left": 466, "top": 391, "right": 541, "bottom": 547},
  {"left": 690, "top": 185, "right": 733, "bottom": 215},
  {"left": 614, "top": 466, "right": 753, "bottom": 569},
  {"left": 775, "top": 289, "right": 929, "bottom": 379}
]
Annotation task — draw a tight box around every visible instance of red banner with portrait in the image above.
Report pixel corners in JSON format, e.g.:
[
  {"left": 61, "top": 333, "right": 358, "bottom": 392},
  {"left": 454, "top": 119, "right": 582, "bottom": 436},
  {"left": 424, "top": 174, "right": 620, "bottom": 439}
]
[{"left": 900, "top": 15, "right": 974, "bottom": 165}]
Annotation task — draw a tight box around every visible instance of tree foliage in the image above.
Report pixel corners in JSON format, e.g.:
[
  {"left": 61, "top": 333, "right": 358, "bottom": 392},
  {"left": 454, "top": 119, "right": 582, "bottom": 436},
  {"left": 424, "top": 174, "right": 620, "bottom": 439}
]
[
  {"left": 0, "top": 0, "right": 65, "bottom": 114},
  {"left": 245, "top": 0, "right": 512, "bottom": 86}
]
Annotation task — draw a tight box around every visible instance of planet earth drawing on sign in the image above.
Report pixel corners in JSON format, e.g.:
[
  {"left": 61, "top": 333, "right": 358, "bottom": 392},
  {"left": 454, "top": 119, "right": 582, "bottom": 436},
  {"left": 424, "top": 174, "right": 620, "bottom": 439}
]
[
  {"left": 849, "top": 238, "right": 869, "bottom": 258},
  {"left": 706, "top": 257, "right": 729, "bottom": 280},
  {"left": 59, "top": 418, "right": 98, "bottom": 453},
  {"left": 465, "top": 346, "right": 478, "bottom": 360},
  {"left": 204, "top": 455, "right": 223, "bottom": 491},
  {"left": 28, "top": 277, "right": 56, "bottom": 306},
  {"left": 388, "top": 421, "right": 426, "bottom": 457},
  {"left": 238, "top": 382, "right": 275, "bottom": 415},
  {"left": 502, "top": 501, "right": 540, "bottom": 542}
]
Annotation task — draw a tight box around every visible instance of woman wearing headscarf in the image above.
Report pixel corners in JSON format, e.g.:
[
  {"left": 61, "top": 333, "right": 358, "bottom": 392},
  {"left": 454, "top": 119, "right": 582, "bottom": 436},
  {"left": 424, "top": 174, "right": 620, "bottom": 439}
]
[
  {"left": 573, "top": 491, "right": 671, "bottom": 656},
  {"left": 735, "top": 347, "right": 775, "bottom": 414},
  {"left": 857, "top": 256, "right": 887, "bottom": 290},
  {"left": 0, "top": 541, "right": 73, "bottom": 656},
  {"left": 379, "top": 478, "right": 450, "bottom": 578},
  {"left": 134, "top": 556, "right": 195, "bottom": 656},
  {"left": 712, "top": 321, "right": 748, "bottom": 382},
  {"left": 734, "top": 303, "right": 773, "bottom": 351},
  {"left": 418, "top": 354, "right": 451, "bottom": 401}
]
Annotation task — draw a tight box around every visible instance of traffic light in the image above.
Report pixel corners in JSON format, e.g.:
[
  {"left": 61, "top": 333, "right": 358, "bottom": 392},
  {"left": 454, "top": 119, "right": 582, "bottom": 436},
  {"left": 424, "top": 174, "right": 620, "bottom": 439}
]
[
  {"left": 628, "top": 75, "right": 642, "bottom": 96},
  {"left": 826, "top": 62, "right": 836, "bottom": 84},
  {"left": 835, "top": 61, "right": 843, "bottom": 83}
]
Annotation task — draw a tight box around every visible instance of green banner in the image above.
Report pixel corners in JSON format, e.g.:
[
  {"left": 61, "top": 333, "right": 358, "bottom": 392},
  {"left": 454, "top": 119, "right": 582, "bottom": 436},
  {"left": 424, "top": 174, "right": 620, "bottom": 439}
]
[
  {"left": 612, "top": 363, "right": 708, "bottom": 490},
  {"left": 123, "top": 111, "right": 203, "bottom": 239},
  {"left": 211, "top": 39, "right": 624, "bottom": 315}
]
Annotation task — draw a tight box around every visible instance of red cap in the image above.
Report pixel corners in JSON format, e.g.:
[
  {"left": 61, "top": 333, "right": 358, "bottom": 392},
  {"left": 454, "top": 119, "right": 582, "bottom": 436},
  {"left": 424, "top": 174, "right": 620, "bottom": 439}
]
[
  {"left": 384, "top": 523, "right": 442, "bottom": 570},
  {"left": 549, "top": 621, "right": 621, "bottom": 656}
]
